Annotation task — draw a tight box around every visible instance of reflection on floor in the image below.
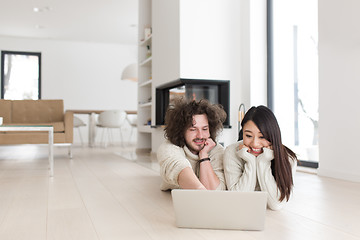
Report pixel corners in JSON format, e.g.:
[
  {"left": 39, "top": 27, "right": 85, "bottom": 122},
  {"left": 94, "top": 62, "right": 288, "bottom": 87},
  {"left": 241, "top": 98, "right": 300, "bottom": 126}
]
[{"left": 113, "top": 145, "right": 160, "bottom": 172}]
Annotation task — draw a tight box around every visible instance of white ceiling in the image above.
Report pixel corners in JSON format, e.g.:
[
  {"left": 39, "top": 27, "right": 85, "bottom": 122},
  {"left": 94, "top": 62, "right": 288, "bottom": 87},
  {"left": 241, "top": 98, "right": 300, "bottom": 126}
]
[{"left": 0, "top": 0, "right": 138, "bottom": 45}]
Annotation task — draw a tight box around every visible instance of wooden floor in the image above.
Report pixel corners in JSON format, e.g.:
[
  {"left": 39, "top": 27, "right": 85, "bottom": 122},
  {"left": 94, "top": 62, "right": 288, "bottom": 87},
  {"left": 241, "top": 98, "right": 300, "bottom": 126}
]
[{"left": 0, "top": 144, "right": 359, "bottom": 240}]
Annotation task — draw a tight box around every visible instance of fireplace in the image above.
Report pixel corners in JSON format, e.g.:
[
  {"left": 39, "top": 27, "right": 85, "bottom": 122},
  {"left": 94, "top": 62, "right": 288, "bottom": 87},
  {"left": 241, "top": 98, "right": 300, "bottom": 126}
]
[{"left": 156, "top": 78, "right": 230, "bottom": 127}]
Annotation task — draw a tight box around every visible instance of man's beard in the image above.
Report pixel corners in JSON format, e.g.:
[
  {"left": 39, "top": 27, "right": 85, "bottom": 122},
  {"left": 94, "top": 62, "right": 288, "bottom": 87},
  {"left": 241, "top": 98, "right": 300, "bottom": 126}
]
[{"left": 185, "top": 138, "right": 206, "bottom": 154}]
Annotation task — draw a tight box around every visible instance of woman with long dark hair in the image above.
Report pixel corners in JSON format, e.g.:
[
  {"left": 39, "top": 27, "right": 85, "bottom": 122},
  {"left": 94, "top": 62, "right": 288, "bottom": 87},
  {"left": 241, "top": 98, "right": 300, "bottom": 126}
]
[{"left": 224, "top": 105, "right": 297, "bottom": 210}]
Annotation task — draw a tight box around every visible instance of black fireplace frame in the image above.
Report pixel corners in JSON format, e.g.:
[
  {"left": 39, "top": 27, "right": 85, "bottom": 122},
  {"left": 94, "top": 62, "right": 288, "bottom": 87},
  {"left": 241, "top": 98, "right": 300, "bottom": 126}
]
[{"left": 155, "top": 78, "right": 230, "bottom": 127}]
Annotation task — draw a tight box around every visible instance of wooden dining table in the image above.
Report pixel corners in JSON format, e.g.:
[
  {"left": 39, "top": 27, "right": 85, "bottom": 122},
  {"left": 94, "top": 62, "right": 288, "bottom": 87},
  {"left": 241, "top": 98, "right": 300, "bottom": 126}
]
[{"left": 68, "top": 109, "right": 137, "bottom": 147}]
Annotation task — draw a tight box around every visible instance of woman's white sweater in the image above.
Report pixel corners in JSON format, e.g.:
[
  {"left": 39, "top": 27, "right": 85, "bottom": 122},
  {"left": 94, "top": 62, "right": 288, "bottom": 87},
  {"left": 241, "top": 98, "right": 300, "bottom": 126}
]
[
  {"left": 223, "top": 141, "right": 297, "bottom": 210},
  {"left": 157, "top": 140, "right": 226, "bottom": 191}
]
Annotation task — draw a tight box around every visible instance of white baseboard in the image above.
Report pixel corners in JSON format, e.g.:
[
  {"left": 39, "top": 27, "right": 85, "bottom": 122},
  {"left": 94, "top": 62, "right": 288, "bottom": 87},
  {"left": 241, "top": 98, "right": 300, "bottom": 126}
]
[{"left": 317, "top": 168, "right": 360, "bottom": 183}]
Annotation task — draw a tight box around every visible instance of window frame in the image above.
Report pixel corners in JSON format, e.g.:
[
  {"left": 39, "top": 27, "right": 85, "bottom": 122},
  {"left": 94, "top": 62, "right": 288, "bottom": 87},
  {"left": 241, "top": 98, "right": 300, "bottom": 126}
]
[
  {"left": 266, "top": 0, "right": 318, "bottom": 169},
  {"left": 1, "top": 50, "right": 42, "bottom": 99}
]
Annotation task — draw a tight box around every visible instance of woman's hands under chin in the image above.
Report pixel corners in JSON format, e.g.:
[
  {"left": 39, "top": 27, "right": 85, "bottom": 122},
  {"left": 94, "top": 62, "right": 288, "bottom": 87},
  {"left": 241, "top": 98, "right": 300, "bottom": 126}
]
[
  {"left": 238, "top": 143, "right": 273, "bottom": 159},
  {"left": 257, "top": 146, "right": 274, "bottom": 161},
  {"left": 237, "top": 143, "right": 256, "bottom": 162}
]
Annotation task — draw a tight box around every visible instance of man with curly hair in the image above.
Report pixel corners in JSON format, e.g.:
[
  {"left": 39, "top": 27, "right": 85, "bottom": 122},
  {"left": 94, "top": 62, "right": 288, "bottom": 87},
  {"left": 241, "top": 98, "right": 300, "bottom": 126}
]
[{"left": 157, "top": 98, "right": 227, "bottom": 190}]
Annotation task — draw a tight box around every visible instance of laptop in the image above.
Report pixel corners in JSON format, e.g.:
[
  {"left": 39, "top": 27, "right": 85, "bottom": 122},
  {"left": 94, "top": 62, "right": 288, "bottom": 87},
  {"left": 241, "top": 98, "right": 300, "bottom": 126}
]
[{"left": 171, "top": 189, "right": 267, "bottom": 231}]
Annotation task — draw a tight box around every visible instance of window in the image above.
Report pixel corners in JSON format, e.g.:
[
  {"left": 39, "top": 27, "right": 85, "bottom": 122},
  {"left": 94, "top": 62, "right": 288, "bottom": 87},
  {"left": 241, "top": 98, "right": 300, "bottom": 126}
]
[
  {"left": 267, "top": 0, "right": 319, "bottom": 168},
  {"left": 1, "top": 51, "right": 41, "bottom": 100}
]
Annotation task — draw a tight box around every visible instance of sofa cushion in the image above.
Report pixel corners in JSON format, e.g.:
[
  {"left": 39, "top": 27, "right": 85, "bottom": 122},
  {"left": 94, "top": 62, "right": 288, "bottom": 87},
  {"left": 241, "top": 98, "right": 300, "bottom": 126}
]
[{"left": 11, "top": 100, "right": 64, "bottom": 124}]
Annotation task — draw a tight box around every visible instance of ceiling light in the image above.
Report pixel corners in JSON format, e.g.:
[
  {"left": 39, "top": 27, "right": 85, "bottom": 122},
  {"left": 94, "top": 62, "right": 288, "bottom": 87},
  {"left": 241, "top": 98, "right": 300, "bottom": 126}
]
[{"left": 33, "top": 6, "right": 52, "bottom": 13}]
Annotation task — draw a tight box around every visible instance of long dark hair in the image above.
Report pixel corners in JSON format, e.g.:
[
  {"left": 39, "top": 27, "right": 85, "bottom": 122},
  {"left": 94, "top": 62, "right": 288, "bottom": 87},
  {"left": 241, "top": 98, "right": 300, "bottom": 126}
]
[
  {"left": 242, "top": 105, "right": 297, "bottom": 201},
  {"left": 164, "top": 98, "right": 227, "bottom": 147}
]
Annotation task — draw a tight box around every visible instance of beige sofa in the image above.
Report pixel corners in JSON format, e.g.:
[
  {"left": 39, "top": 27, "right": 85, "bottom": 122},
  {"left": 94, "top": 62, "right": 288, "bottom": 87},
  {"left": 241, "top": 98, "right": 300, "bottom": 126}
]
[{"left": 0, "top": 99, "right": 73, "bottom": 145}]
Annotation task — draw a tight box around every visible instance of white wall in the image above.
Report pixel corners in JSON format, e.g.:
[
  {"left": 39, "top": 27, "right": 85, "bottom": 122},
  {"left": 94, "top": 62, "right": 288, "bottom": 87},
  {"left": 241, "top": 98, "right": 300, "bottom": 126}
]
[
  {"left": 180, "top": 1, "right": 237, "bottom": 81},
  {"left": 318, "top": 0, "right": 360, "bottom": 182},
  {"left": 0, "top": 36, "right": 138, "bottom": 144}
]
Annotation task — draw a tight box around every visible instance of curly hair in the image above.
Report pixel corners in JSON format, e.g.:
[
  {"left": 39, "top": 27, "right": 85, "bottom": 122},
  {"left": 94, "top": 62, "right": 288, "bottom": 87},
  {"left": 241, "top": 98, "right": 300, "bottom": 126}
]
[{"left": 164, "top": 98, "right": 227, "bottom": 147}]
